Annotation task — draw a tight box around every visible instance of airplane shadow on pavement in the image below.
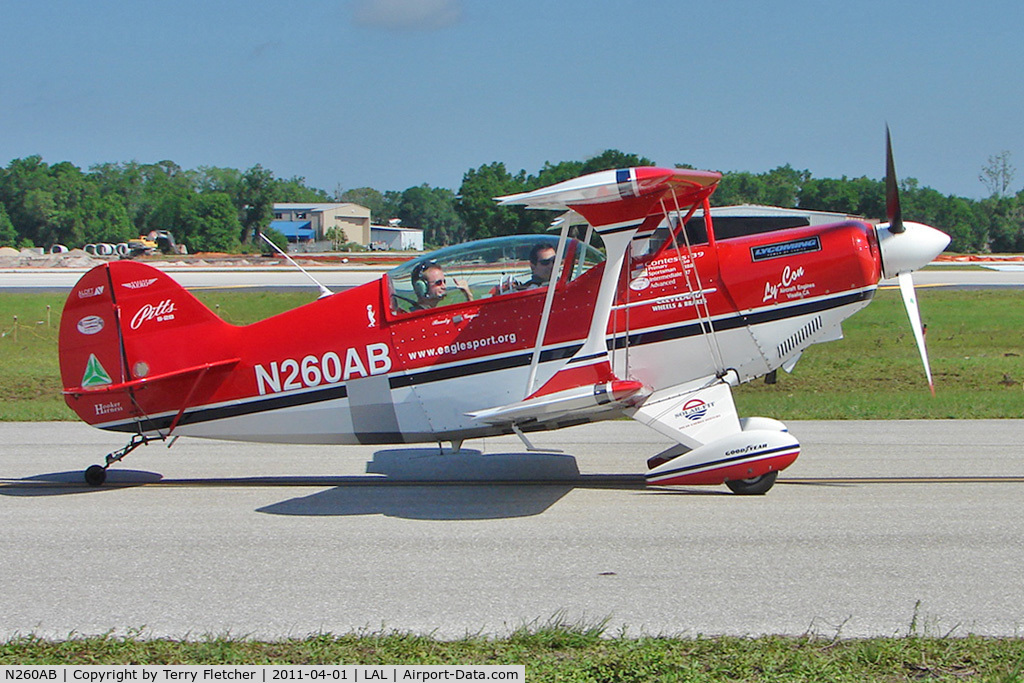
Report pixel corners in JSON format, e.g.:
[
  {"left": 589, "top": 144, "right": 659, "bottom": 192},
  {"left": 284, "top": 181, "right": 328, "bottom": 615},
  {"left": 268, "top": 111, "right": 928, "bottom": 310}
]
[
  {"left": 0, "top": 469, "right": 162, "bottom": 496},
  {"left": 2, "top": 448, "right": 712, "bottom": 517},
  {"left": 258, "top": 447, "right": 644, "bottom": 521}
]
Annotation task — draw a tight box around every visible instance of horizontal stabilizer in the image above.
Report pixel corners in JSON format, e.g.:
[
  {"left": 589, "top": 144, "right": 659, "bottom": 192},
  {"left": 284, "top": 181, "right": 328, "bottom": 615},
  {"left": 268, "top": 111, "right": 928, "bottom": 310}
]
[
  {"left": 64, "top": 358, "right": 240, "bottom": 397},
  {"left": 63, "top": 358, "right": 240, "bottom": 431}
]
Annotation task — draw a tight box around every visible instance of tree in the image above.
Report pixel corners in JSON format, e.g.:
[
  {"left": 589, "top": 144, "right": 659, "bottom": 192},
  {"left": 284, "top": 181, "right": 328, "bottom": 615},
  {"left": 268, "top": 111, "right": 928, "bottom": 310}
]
[
  {"left": 238, "top": 164, "right": 275, "bottom": 245},
  {"left": 131, "top": 160, "right": 197, "bottom": 237},
  {"left": 976, "top": 195, "right": 1024, "bottom": 253},
  {"left": 396, "top": 185, "right": 466, "bottom": 247},
  {"left": 762, "top": 165, "right": 810, "bottom": 207},
  {"left": 713, "top": 171, "right": 769, "bottom": 206},
  {"left": 195, "top": 166, "right": 242, "bottom": 195},
  {"left": 337, "top": 187, "right": 399, "bottom": 223},
  {"left": 579, "top": 150, "right": 655, "bottom": 176},
  {"left": 274, "top": 176, "right": 329, "bottom": 203},
  {"left": 79, "top": 192, "right": 134, "bottom": 244},
  {"left": 533, "top": 160, "right": 584, "bottom": 188},
  {"left": 182, "top": 192, "right": 243, "bottom": 253},
  {"left": 89, "top": 161, "right": 148, "bottom": 230},
  {"left": 980, "top": 151, "right": 1015, "bottom": 198},
  {"left": 798, "top": 176, "right": 861, "bottom": 214},
  {"left": 0, "top": 203, "right": 16, "bottom": 247},
  {"left": 455, "top": 162, "right": 528, "bottom": 240}
]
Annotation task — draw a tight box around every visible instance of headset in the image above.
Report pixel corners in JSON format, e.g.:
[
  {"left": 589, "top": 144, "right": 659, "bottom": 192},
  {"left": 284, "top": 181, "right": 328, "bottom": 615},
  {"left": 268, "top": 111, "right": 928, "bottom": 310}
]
[{"left": 412, "top": 261, "right": 442, "bottom": 299}]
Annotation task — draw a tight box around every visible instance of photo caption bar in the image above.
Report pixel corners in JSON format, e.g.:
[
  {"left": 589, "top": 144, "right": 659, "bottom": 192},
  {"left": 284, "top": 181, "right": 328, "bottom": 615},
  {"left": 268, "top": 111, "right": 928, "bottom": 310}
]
[{"left": 0, "top": 666, "right": 525, "bottom": 683}]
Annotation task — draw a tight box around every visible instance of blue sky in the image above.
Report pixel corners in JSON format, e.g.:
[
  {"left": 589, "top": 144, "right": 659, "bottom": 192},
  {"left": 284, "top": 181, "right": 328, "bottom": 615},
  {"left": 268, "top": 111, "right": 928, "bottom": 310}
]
[{"left": 2, "top": 0, "right": 1021, "bottom": 200}]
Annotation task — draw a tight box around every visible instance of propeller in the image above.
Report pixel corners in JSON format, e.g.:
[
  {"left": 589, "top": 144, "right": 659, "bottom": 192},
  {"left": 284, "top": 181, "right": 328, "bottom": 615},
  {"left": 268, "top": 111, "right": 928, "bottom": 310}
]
[
  {"left": 876, "top": 126, "right": 949, "bottom": 394},
  {"left": 885, "top": 126, "right": 904, "bottom": 235},
  {"left": 897, "top": 271, "right": 934, "bottom": 395}
]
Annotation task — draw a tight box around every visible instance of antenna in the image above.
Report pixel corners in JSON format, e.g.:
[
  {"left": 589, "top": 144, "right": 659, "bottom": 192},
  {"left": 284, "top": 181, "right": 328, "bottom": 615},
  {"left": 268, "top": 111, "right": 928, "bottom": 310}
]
[{"left": 258, "top": 232, "right": 334, "bottom": 298}]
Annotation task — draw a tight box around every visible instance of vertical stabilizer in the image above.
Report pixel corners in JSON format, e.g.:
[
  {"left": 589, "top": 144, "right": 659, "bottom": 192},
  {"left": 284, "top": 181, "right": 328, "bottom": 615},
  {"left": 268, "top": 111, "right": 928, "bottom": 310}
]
[{"left": 60, "top": 261, "right": 238, "bottom": 430}]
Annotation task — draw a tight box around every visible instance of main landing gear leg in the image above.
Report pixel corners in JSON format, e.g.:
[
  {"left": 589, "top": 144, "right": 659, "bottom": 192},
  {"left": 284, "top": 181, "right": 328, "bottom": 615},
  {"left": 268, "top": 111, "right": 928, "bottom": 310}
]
[{"left": 84, "top": 433, "right": 160, "bottom": 486}]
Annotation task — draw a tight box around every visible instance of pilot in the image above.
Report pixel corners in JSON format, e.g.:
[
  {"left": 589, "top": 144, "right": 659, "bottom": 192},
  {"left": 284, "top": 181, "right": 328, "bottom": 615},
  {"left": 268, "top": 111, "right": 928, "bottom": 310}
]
[
  {"left": 411, "top": 261, "right": 473, "bottom": 310},
  {"left": 518, "top": 243, "right": 557, "bottom": 289}
]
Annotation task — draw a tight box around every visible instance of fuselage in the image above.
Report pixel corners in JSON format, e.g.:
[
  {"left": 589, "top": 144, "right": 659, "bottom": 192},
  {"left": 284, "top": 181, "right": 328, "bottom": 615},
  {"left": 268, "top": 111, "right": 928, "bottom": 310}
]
[{"left": 62, "top": 218, "right": 882, "bottom": 445}]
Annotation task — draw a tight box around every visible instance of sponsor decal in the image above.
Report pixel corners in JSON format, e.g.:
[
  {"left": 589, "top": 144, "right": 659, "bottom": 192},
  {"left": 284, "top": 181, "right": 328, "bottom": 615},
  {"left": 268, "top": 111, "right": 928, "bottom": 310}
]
[
  {"left": 254, "top": 344, "right": 393, "bottom": 395},
  {"left": 726, "top": 443, "right": 769, "bottom": 457},
  {"left": 763, "top": 264, "right": 816, "bottom": 303},
  {"left": 95, "top": 401, "right": 123, "bottom": 416},
  {"left": 77, "top": 285, "right": 105, "bottom": 299},
  {"left": 678, "top": 398, "right": 709, "bottom": 421},
  {"left": 648, "top": 289, "right": 715, "bottom": 313},
  {"left": 81, "top": 354, "right": 113, "bottom": 388},
  {"left": 121, "top": 278, "right": 158, "bottom": 290},
  {"left": 366, "top": 304, "right": 376, "bottom": 328},
  {"left": 76, "top": 315, "right": 105, "bottom": 335},
  {"left": 631, "top": 252, "right": 705, "bottom": 292},
  {"left": 407, "top": 333, "right": 518, "bottom": 360},
  {"left": 629, "top": 276, "right": 651, "bottom": 291},
  {"left": 130, "top": 299, "right": 176, "bottom": 330},
  {"left": 751, "top": 236, "right": 821, "bottom": 262}
]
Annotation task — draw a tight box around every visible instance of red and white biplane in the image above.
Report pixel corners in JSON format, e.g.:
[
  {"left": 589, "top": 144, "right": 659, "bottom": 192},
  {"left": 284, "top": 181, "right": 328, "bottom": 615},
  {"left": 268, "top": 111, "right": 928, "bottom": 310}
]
[{"left": 59, "top": 133, "right": 949, "bottom": 493}]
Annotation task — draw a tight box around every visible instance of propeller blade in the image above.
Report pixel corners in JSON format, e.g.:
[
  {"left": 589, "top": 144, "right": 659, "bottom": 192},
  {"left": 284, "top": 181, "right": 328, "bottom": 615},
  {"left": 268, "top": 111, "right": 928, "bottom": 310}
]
[
  {"left": 885, "top": 125, "right": 905, "bottom": 234},
  {"left": 897, "top": 271, "right": 934, "bottom": 395}
]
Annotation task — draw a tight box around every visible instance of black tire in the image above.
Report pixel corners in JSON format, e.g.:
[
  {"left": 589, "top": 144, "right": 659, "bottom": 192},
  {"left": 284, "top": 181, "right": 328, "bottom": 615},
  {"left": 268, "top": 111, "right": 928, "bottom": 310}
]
[
  {"left": 84, "top": 465, "right": 107, "bottom": 487},
  {"left": 725, "top": 470, "right": 778, "bottom": 495}
]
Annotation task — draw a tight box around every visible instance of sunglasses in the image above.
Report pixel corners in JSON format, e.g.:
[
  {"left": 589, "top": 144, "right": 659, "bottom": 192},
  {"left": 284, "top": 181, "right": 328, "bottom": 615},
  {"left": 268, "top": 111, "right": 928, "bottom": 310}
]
[
  {"left": 535, "top": 257, "right": 556, "bottom": 266},
  {"left": 428, "top": 278, "right": 445, "bottom": 286}
]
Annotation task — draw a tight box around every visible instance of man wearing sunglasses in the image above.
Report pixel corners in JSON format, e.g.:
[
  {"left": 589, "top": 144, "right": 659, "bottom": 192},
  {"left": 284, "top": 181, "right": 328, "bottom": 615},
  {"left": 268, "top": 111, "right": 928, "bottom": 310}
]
[
  {"left": 518, "top": 243, "right": 558, "bottom": 290},
  {"left": 412, "top": 261, "right": 473, "bottom": 310}
]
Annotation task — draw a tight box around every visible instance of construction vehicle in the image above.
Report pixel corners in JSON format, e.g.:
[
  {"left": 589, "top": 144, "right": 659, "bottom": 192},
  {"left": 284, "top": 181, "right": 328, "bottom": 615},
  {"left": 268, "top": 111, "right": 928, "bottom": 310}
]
[{"left": 126, "top": 231, "right": 187, "bottom": 257}]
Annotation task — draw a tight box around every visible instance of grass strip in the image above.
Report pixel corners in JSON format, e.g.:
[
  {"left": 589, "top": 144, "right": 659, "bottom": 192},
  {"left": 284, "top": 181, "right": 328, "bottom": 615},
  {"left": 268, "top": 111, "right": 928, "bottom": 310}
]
[{"left": 3, "top": 627, "right": 1024, "bottom": 681}]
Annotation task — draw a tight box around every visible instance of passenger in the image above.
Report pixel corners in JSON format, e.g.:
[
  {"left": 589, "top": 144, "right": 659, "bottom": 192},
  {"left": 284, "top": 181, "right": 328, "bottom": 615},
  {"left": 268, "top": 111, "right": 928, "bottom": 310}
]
[{"left": 411, "top": 261, "right": 473, "bottom": 310}]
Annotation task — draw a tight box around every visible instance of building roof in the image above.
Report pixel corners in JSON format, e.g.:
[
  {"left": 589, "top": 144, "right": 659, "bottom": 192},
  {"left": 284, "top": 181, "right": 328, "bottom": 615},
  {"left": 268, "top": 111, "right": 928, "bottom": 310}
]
[
  {"left": 370, "top": 224, "right": 423, "bottom": 233},
  {"left": 270, "top": 220, "right": 314, "bottom": 238},
  {"left": 273, "top": 202, "right": 367, "bottom": 213}
]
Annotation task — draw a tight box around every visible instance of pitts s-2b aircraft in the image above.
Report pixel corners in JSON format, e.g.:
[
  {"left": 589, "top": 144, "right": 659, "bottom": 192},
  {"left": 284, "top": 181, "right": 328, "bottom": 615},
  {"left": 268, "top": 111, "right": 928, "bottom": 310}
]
[{"left": 59, "top": 133, "right": 949, "bottom": 493}]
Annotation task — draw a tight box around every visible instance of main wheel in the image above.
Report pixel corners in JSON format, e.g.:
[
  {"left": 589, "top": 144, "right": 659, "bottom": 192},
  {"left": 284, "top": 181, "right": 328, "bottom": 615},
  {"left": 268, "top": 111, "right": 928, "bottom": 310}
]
[
  {"left": 84, "top": 465, "right": 107, "bottom": 487},
  {"left": 725, "top": 470, "right": 778, "bottom": 495}
]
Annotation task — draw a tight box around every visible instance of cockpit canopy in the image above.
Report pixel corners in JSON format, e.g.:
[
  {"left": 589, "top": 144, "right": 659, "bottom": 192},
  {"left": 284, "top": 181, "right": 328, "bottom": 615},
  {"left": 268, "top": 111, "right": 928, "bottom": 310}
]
[{"left": 386, "top": 234, "right": 605, "bottom": 314}]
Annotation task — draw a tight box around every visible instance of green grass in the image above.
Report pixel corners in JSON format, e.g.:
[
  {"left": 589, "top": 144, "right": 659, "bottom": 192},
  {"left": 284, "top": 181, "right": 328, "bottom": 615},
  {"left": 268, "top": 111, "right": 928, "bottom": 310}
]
[
  {"left": 734, "top": 288, "right": 1024, "bottom": 419},
  {"left": 3, "top": 625, "right": 1024, "bottom": 681},
  {"left": 2, "top": 288, "right": 1022, "bottom": 421}
]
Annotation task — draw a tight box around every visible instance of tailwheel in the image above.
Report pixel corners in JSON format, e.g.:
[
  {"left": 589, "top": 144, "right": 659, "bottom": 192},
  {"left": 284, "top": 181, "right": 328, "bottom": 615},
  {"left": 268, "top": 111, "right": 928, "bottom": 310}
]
[
  {"left": 83, "top": 432, "right": 162, "bottom": 486},
  {"left": 84, "top": 464, "right": 107, "bottom": 487},
  {"left": 725, "top": 470, "right": 778, "bottom": 495}
]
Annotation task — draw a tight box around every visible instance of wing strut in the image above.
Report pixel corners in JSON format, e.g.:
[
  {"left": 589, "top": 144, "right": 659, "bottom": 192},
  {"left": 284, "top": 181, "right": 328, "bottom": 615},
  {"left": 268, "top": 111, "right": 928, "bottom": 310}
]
[
  {"left": 524, "top": 214, "right": 572, "bottom": 397},
  {"left": 663, "top": 191, "right": 726, "bottom": 375}
]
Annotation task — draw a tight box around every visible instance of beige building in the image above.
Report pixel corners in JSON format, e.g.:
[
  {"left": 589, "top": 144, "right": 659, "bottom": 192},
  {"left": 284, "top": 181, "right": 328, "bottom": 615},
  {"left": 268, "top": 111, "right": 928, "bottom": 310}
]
[{"left": 271, "top": 203, "right": 371, "bottom": 244}]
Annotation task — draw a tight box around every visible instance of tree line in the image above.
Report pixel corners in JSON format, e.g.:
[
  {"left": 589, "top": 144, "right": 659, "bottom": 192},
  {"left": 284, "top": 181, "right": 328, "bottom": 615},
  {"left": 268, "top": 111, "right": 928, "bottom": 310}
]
[{"left": 1, "top": 150, "right": 1020, "bottom": 254}]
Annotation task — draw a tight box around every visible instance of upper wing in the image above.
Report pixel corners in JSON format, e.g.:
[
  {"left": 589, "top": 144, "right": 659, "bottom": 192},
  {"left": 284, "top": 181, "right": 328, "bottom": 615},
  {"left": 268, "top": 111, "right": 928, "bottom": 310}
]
[{"left": 497, "top": 167, "right": 721, "bottom": 213}]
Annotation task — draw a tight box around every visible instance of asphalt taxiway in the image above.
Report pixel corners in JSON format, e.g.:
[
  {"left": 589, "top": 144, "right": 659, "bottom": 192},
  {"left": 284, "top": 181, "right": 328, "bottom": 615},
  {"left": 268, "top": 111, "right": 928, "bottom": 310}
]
[{"left": 2, "top": 419, "right": 1022, "bottom": 640}]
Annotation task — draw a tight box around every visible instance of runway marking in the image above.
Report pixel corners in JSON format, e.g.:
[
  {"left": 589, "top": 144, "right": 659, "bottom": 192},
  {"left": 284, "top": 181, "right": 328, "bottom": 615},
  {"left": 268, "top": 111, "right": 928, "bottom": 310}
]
[
  {"left": 781, "top": 476, "right": 1024, "bottom": 485},
  {"left": 4, "top": 474, "right": 1024, "bottom": 491}
]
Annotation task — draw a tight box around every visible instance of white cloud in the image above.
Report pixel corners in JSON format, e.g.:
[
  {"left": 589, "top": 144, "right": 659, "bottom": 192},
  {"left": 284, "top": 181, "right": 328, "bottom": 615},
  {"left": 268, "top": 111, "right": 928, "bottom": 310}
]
[{"left": 352, "top": 0, "right": 463, "bottom": 31}]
